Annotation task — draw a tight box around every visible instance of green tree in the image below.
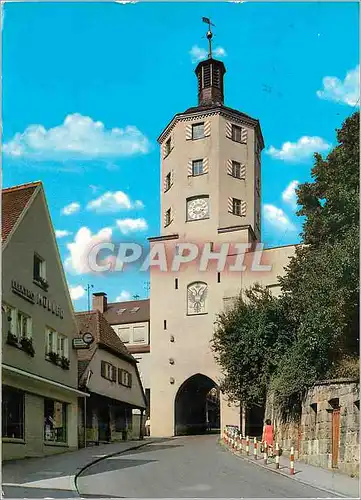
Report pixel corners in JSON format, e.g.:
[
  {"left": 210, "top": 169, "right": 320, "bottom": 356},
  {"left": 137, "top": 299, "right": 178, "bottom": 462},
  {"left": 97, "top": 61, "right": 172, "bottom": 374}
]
[{"left": 211, "top": 284, "right": 293, "bottom": 409}]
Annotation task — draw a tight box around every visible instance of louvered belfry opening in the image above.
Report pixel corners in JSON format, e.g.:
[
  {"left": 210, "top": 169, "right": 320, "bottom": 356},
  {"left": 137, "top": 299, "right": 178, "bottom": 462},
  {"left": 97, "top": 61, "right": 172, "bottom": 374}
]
[{"left": 195, "top": 58, "right": 226, "bottom": 106}]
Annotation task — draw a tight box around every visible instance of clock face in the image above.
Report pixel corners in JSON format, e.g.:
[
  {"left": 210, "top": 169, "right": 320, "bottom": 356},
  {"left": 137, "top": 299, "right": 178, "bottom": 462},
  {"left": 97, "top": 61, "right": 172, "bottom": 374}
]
[{"left": 187, "top": 197, "right": 209, "bottom": 221}]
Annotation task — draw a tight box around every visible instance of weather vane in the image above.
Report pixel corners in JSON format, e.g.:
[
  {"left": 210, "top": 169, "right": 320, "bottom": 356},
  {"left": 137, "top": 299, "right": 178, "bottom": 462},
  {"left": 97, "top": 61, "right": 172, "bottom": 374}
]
[{"left": 202, "top": 17, "right": 215, "bottom": 59}]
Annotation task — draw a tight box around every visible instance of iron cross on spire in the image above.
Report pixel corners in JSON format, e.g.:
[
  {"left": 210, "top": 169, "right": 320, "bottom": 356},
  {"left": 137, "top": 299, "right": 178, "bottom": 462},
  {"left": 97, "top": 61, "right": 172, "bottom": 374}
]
[{"left": 202, "top": 17, "right": 215, "bottom": 59}]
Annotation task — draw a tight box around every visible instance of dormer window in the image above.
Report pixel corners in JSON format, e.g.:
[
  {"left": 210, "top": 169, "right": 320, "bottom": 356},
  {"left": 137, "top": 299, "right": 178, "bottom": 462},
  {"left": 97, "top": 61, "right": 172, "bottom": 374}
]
[
  {"left": 34, "top": 254, "right": 48, "bottom": 290},
  {"left": 130, "top": 307, "right": 140, "bottom": 313}
]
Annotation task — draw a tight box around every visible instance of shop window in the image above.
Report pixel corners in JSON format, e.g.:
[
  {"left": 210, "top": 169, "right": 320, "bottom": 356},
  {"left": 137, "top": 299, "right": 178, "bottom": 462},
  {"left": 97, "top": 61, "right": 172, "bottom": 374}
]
[
  {"left": 44, "top": 398, "right": 67, "bottom": 443},
  {"left": 2, "top": 386, "right": 24, "bottom": 439}
]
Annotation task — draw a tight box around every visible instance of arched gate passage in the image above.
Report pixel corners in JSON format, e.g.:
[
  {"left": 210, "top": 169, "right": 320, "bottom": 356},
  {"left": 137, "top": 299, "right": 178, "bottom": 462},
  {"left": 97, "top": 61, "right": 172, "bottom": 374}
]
[{"left": 174, "top": 374, "right": 220, "bottom": 436}]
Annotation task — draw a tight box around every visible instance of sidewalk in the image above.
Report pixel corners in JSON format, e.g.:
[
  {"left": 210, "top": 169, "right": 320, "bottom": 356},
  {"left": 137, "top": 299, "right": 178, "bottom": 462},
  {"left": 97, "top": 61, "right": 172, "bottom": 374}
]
[
  {"left": 2, "top": 438, "right": 160, "bottom": 496},
  {"left": 221, "top": 438, "right": 360, "bottom": 498}
]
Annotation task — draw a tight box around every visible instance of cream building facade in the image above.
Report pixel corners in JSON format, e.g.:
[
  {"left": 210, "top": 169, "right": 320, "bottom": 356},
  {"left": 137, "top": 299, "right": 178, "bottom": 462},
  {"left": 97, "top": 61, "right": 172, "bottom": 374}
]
[
  {"left": 148, "top": 55, "right": 297, "bottom": 437},
  {"left": 2, "top": 182, "right": 88, "bottom": 460}
]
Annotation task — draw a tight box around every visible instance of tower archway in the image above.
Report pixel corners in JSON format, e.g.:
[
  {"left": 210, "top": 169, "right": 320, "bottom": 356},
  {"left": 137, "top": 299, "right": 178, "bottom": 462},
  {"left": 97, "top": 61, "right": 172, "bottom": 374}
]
[{"left": 174, "top": 373, "right": 220, "bottom": 436}]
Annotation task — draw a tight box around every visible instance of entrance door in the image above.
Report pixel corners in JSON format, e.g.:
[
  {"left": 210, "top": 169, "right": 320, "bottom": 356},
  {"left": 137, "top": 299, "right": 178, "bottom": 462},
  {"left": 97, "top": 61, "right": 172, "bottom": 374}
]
[
  {"left": 331, "top": 408, "right": 340, "bottom": 468},
  {"left": 98, "top": 405, "right": 110, "bottom": 442}
]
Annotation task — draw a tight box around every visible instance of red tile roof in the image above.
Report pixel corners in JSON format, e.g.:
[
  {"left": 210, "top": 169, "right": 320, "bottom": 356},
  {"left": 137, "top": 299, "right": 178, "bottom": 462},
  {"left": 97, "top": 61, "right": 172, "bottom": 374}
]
[
  {"left": 2, "top": 181, "right": 42, "bottom": 243},
  {"left": 75, "top": 310, "right": 136, "bottom": 364}
]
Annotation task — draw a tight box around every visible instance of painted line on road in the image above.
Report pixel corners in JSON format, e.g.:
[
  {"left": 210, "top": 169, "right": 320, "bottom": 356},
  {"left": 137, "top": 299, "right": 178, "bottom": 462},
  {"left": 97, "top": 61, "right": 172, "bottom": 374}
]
[{"left": 219, "top": 440, "right": 353, "bottom": 499}]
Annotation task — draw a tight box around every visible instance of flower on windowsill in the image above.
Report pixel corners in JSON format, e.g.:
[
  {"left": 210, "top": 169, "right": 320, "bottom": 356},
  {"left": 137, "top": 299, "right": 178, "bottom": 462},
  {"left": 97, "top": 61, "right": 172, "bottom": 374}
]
[
  {"left": 60, "top": 356, "right": 70, "bottom": 370},
  {"left": 34, "top": 276, "right": 49, "bottom": 291},
  {"left": 48, "top": 351, "right": 60, "bottom": 365},
  {"left": 7, "top": 332, "right": 18, "bottom": 346},
  {"left": 20, "top": 336, "right": 35, "bottom": 357}
]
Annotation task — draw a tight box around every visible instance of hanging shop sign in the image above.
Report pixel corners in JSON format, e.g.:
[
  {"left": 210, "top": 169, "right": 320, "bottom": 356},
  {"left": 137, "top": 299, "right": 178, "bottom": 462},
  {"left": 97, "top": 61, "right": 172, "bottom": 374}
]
[
  {"left": 11, "top": 280, "right": 64, "bottom": 319},
  {"left": 72, "top": 332, "right": 94, "bottom": 350}
]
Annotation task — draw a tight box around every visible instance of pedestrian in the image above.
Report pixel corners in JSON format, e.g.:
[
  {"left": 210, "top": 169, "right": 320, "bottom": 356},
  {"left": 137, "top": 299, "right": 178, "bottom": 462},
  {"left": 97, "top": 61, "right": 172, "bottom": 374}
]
[
  {"left": 262, "top": 418, "right": 274, "bottom": 456},
  {"left": 145, "top": 416, "right": 150, "bottom": 437}
]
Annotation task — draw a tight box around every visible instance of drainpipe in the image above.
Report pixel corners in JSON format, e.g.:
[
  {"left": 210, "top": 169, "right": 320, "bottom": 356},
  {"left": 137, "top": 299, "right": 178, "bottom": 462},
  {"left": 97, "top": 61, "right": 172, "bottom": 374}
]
[
  {"left": 140, "top": 409, "right": 144, "bottom": 440},
  {"left": 84, "top": 395, "right": 87, "bottom": 448}
]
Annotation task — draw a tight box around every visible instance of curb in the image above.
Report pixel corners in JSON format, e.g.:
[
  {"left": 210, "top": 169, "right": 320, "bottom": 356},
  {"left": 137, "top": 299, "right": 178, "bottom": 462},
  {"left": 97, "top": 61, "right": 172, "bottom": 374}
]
[
  {"left": 219, "top": 440, "right": 352, "bottom": 499},
  {"left": 72, "top": 440, "right": 157, "bottom": 497}
]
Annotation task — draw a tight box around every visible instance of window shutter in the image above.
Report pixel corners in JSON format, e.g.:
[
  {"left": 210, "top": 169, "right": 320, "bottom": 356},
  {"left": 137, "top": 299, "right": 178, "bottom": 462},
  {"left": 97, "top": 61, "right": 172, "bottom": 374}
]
[
  {"left": 188, "top": 160, "right": 193, "bottom": 176},
  {"left": 171, "top": 205, "right": 175, "bottom": 223},
  {"left": 240, "top": 163, "right": 246, "bottom": 179},
  {"left": 227, "top": 159, "right": 233, "bottom": 175},
  {"left": 186, "top": 124, "right": 192, "bottom": 140},
  {"left": 112, "top": 365, "right": 117, "bottom": 382},
  {"left": 203, "top": 157, "right": 209, "bottom": 174},
  {"left": 204, "top": 121, "right": 211, "bottom": 137},
  {"left": 128, "top": 373, "right": 132, "bottom": 388},
  {"left": 163, "top": 174, "right": 167, "bottom": 192},
  {"left": 118, "top": 368, "right": 122, "bottom": 384},
  {"left": 228, "top": 197, "right": 233, "bottom": 213},
  {"left": 101, "top": 361, "right": 106, "bottom": 378},
  {"left": 170, "top": 134, "right": 174, "bottom": 150},
  {"left": 171, "top": 170, "right": 175, "bottom": 186},
  {"left": 225, "top": 122, "right": 232, "bottom": 139},
  {"left": 241, "top": 128, "right": 248, "bottom": 144},
  {"left": 162, "top": 143, "right": 167, "bottom": 159},
  {"left": 241, "top": 201, "right": 247, "bottom": 216},
  {"left": 164, "top": 210, "right": 167, "bottom": 227}
]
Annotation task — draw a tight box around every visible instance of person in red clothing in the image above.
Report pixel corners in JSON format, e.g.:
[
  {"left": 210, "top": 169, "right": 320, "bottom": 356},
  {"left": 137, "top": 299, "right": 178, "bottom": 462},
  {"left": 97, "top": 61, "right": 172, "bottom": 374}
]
[{"left": 262, "top": 418, "right": 274, "bottom": 456}]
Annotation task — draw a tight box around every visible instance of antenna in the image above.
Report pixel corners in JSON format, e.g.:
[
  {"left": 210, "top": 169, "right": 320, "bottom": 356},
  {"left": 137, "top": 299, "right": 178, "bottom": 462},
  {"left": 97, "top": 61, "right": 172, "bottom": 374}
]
[
  {"left": 85, "top": 284, "right": 94, "bottom": 312},
  {"left": 202, "top": 17, "right": 215, "bottom": 59}
]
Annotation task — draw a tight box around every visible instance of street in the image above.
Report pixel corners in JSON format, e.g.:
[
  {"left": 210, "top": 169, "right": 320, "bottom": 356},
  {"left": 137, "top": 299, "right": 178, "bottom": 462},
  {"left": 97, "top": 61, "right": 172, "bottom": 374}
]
[{"left": 76, "top": 435, "right": 332, "bottom": 498}]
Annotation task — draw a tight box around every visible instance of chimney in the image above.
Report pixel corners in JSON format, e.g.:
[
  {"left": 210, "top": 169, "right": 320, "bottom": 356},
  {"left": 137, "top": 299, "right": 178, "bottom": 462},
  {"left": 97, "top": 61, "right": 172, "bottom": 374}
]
[{"left": 92, "top": 292, "right": 107, "bottom": 313}]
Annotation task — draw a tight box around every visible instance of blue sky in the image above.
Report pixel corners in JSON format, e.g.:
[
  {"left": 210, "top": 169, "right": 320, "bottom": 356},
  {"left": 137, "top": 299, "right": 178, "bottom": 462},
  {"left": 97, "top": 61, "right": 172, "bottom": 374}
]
[{"left": 2, "top": 1, "right": 359, "bottom": 311}]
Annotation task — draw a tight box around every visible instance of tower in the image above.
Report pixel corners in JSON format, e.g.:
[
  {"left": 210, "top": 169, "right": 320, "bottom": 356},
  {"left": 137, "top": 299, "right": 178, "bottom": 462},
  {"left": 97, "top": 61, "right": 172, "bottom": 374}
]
[{"left": 149, "top": 22, "right": 265, "bottom": 437}]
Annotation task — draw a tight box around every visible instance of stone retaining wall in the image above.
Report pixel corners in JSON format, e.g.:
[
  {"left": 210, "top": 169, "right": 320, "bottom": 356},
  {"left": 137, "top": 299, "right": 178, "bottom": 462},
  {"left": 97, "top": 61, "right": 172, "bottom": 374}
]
[{"left": 265, "top": 379, "right": 360, "bottom": 477}]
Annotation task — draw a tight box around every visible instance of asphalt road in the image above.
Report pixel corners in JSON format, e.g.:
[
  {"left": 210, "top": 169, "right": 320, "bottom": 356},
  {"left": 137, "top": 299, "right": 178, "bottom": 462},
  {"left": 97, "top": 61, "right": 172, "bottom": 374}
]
[{"left": 77, "top": 435, "right": 334, "bottom": 498}]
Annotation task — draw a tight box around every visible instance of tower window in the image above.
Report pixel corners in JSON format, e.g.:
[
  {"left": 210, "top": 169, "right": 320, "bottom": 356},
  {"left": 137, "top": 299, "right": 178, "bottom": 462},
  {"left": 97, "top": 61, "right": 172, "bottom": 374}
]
[
  {"left": 165, "top": 138, "right": 172, "bottom": 156},
  {"left": 175, "top": 278, "right": 178, "bottom": 290},
  {"left": 231, "top": 125, "right": 242, "bottom": 143},
  {"left": 232, "top": 198, "right": 242, "bottom": 216},
  {"left": 164, "top": 320, "right": 167, "bottom": 330},
  {"left": 165, "top": 172, "right": 171, "bottom": 191},
  {"left": 232, "top": 161, "right": 242, "bottom": 179},
  {"left": 165, "top": 208, "right": 172, "bottom": 227},
  {"left": 192, "top": 159, "right": 204, "bottom": 176},
  {"left": 192, "top": 123, "right": 204, "bottom": 140}
]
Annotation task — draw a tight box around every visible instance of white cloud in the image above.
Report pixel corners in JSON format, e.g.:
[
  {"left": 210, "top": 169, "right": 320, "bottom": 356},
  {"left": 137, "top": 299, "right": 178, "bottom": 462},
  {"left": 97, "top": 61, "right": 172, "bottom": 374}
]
[
  {"left": 263, "top": 204, "right": 296, "bottom": 231},
  {"left": 69, "top": 285, "right": 85, "bottom": 301},
  {"left": 189, "top": 45, "right": 227, "bottom": 64},
  {"left": 116, "top": 218, "right": 148, "bottom": 234},
  {"left": 55, "top": 229, "right": 72, "bottom": 238},
  {"left": 87, "top": 191, "right": 144, "bottom": 213},
  {"left": 317, "top": 65, "right": 360, "bottom": 107},
  {"left": 282, "top": 180, "right": 300, "bottom": 209},
  {"left": 61, "top": 202, "right": 80, "bottom": 216},
  {"left": 267, "top": 136, "right": 331, "bottom": 162},
  {"left": 3, "top": 113, "right": 150, "bottom": 160},
  {"left": 115, "top": 290, "right": 132, "bottom": 301},
  {"left": 64, "top": 226, "right": 113, "bottom": 275}
]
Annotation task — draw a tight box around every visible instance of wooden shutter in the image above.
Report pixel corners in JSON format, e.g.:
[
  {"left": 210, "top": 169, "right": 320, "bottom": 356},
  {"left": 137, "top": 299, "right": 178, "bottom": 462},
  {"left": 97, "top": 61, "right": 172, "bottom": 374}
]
[
  {"left": 162, "top": 143, "right": 167, "bottom": 159},
  {"left": 228, "top": 197, "right": 233, "bottom": 213},
  {"left": 170, "top": 134, "right": 174, "bottom": 150},
  {"left": 240, "top": 200, "right": 247, "bottom": 216},
  {"left": 203, "top": 157, "right": 209, "bottom": 174},
  {"left": 204, "top": 121, "right": 211, "bottom": 137},
  {"left": 101, "top": 360, "right": 106, "bottom": 378},
  {"left": 188, "top": 160, "right": 193, "bottom": 176},
  {"left": 163, "top": 174, "right": 167, "bottom": 192},
  {"left": 118, "top": 368, "right": 122, "bottom": 384},
  {"left": 128, "top": 372, "right": 132, "bottom": 388},
  {"left": 186, "top": 124, "right": 192, "bottom": 140},
  {"left": 241, "top": 128, "right": 248, "bottom": 144},
  {"left": 227, "top": 159, "right": 233, "bottom": 175},
  {"left": 225, "top": 122, "right": 232, "bottom": 139},
  {"left": 111, "top": 365, "right": 117, "bottom": 382},
  {"left": 171, "top": 169, "right": 175, "bottom": 186}
]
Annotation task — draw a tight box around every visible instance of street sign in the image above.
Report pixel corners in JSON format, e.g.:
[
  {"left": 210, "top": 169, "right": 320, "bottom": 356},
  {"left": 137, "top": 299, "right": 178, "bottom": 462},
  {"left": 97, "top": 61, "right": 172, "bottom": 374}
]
[{"left": 72, "top": 338, "right": 89, "bottom": 349}]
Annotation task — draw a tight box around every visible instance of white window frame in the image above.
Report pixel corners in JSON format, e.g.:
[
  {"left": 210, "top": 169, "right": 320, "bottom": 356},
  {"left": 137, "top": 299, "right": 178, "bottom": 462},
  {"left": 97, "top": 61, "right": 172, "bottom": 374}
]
[
  {"left": 231, "top": 124, "right": 242, "bottom": 143},
  {"left": 17, "top": 310, "right": 32, "bottom": 339},
  {"left": 192, "top": 159, "right": 204, "bottom": 176},
  {"left": 46, "top": 328, "right": 69, "bottom": 359},
  {"left": 3, "top": 303, "right": 17, "bottom": 337},
  {"left": 233, "top": 198, "right": 242, "bottom": 216},
  {"left": 232, "top": 160, "right": 241, "bottom": 179},
  {"left": 34, "top": 253, "right": 47, "bottom": 280}
]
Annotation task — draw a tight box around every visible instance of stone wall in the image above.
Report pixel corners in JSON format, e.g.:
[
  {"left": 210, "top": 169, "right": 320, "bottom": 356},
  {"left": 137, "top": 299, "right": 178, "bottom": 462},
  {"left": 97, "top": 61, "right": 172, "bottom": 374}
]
[{"left": 265, "top": 379, "right": 360, "bottom": 477}]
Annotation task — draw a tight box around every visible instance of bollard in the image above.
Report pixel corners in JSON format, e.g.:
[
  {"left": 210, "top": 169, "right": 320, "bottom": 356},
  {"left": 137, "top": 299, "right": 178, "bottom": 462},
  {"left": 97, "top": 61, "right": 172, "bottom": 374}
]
[
  {"left": 275, "top": 442, "right": 280, "bottom": 469},
  {"left": 246, "top": 435, "right": 250, "bottom": 455},
  {"left": 290, "top": 446, "right": 295, "bottom": 475},
  {"left": 253, "top": 437, "right": 257, "bottom": 459},
  {"left": 239, "top": 435, "right": 243, "bottom": 453},
  {"left": 263, "top": 441, "right": 268, "bottom": 464}
]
